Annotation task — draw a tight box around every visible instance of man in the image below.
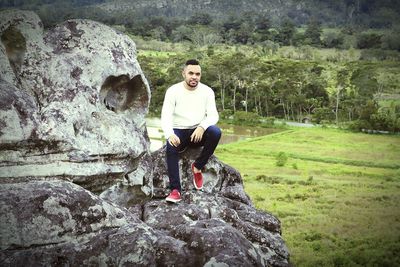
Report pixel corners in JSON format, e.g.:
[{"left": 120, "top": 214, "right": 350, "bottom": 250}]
[{"left": 161, "top": 59, "right": 221, "bottom": 203}]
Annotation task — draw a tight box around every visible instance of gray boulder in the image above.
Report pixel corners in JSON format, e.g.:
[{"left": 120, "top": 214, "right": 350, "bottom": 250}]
[
  {"left": 0, "top": 9, "right": 151, "bottom": 193},
  {"left": 0, "top": 180, "right": 289, "bottom": 267},
  {"left": 0, "top": 180, "right": 159, "bottom": 266},
  {"left": 141, "top": 147, "right": 290, "bottom": 266}
]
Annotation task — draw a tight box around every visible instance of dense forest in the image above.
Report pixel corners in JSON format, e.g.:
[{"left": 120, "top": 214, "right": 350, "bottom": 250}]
[
  {"left": 2, "top": 0, "right": 399, "bottom": 52},
  {"left": 2, "top": 0, "right": 400, "bottom": 28},
  {"left": 1, "top": 0, "right": 399, "bottom": 132}
]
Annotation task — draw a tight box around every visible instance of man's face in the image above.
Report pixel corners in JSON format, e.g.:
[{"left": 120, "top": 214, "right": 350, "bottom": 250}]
[{"left": 182, "top": 64, "right": 201, "bottom": 88}]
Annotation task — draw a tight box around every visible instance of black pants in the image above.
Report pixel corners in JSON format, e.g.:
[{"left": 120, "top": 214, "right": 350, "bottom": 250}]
[{"left": 166, "top": 125, "right": 221, "bottom": 192}]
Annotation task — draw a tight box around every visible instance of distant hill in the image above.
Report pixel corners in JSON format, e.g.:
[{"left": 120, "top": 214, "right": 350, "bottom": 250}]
[{"left": 1, "top": 0, "right": 399, "bottom": 28}]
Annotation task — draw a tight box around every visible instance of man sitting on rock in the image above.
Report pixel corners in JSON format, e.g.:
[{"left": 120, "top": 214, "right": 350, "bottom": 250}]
[{"left": 161, "top": 59, "right": 221, "bottom": 203}]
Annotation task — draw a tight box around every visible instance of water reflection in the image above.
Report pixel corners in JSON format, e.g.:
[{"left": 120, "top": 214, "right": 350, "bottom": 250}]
[
  {"left": 146, "top": 117, "right": 282, "bottom": 151},
  {"left": 217, "top": 123, "right": 282, "bottom": 144}
]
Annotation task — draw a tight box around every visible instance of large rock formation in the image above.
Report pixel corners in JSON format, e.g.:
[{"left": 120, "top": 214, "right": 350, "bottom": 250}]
[
  {"left": 0, "top": 9, "right": 290, "bottom": 266},
  {"left": 0, "top": 9, "right": 151, "bottom": 193}
]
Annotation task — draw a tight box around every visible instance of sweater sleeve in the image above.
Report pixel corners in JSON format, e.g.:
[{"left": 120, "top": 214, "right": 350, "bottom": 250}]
[
  {"left": 161, "top": 88, "right": 175, "bottom": 139},
  {"left": 199, "top": 89, "right": 219, "bottom": 130}
]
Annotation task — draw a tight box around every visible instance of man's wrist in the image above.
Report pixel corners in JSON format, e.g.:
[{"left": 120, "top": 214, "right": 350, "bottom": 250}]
[
  {"left": 164, "top": 130, "right": 174, "bottom": 140},
  {"left": 198, "top": 124, "right": 207, "bottom": 131}
]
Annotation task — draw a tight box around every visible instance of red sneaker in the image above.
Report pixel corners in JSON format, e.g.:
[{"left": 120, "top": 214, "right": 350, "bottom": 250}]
[
  {"left": 192, "top": 163, "right": 203, "bottom": 190},
  {"left": 166, "top": 189, "right": 181, "bottom": 203}
]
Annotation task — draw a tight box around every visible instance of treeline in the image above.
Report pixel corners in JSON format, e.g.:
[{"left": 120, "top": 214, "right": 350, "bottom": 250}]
[
  {"left": 2, "top": 0, "right": 400, "bottom": 29},
  {"left": 2, "top": 0, "right": 400, "bottom": 51},
  {"left": 139, "top": 50, "right": 400, "bottom": 132},
  {"left": 42, "top": 8, "right": 400, "bottom": 52},
  {"left": 124, "top": 14, "right": 400, "bottom": 52}
]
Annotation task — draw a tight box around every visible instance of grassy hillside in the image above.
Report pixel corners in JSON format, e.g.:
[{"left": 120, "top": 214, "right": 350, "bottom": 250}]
[{"left": 215, "top": 127, "right": 400, "bottom": 266}]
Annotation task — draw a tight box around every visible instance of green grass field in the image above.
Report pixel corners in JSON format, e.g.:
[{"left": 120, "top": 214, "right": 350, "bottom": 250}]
[{"left": 215, "top": 127, "right": 400, "bottom": 267}]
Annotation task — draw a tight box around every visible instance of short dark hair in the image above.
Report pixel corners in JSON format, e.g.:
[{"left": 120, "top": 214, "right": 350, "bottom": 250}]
[{"left": 185, "top": 59, "right": 200, "bottom": 66}]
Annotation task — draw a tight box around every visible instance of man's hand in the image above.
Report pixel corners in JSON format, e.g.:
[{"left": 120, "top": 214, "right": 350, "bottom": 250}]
[
  {"left": 168, "top": 134, "right": 181, "bottom": 147},
  {"left": 190, "top": 126, "right": 205, "bottom": 143}
]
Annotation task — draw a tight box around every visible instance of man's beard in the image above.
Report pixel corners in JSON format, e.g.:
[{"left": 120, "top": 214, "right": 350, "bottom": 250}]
[{"left": 187, "top": 80, "right": 198, "bottom": 87}]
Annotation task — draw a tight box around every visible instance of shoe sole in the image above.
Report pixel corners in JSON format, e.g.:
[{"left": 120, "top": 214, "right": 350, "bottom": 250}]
[
  {"left": 166, "top": 197, "right": 181, "bottom": 203},
  {"left": 193, "top": 180, "right": 203, "bottom": 190},
  {"left": 192, "top": 163, "right": 203, "bottom": 190}
]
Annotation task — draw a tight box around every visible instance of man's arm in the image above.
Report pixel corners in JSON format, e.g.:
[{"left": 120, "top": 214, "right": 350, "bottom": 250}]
[
  {"left": 199, "top": 90, "right": 219, "bottom": 130},
  {"left": 191, "top": 89, "right": 218, "bottom": 143}
]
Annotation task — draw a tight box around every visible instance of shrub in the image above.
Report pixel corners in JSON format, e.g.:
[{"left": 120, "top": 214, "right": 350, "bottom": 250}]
[
  {"left": 381, "top": 31, "right": 400, "bottom": 51},
  {"left": 313, "top": 107, "right": 334, "bottom": 123},
  {"left": 357, "top": 32, "right": 382, "bottom": 49},
  {"left": 304, "top": 231, "right": 323, "bottom": 241},
  {"left": 233, "top": 111, "right": 261, "bottom": 126},
  {"left": 275, "top": 152, "right": 288, "bottom": 167},
  {"left": 359, "top": 49, "right": 400, "bottom": 61},
  {"left": 322, "top": 31, "right": 344, "bottom": 48},
  {"left": 261, "top": 116, "right": 275, "bottom": 127},
  {"left": 285, "top": 179, "right": 296, "bottom": 185},
  {"left": 256, "top": 175, "right": 282, "bottom": 184},
  {"left": 255, "top": 174, "right": 267, "bottom": 181},
  {"left": 220, "top": 109, "right": 233, "bottom": 120},
  {"left": 298, "top": 176, "right": 316, "bottom": 186},
  {"left": 254, "top": 195, "right": 265, "bottom": 202},
  {"left": 332, "top": 253, "right": 352, "bottom": 267},
  {"left": 348, "top": 113, "right": 400, "bottom": 133}
]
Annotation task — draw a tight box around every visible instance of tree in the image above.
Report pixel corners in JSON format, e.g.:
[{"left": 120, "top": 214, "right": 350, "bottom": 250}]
[
  {"left": 203, "top": 53, "right": 235, "bottom": 111},
  {"left": 277, "top": 18, "right": 295, "bottom": 46},
  {"left": 255, "top": 15, "right": 271, "bottom": 33},
  {"left": 189, "top": 12, "right": 212, "bottom": 25},
  {"left": 235, "top": 22, "right": 253, "bottom": 44},
  {"left": 222, "top": 16, "right": 242, "bottom": 32},
  {"left": 326, "top": 67, "right": 357, "bottom": 125},
  {"left": 171, "top": 25, "right": 192, "bottom": 42},
  {"left": 256, "top": 78, "right": 274, "bottom": 117},
  {"left": 370, "top": 7, "right": 399, "bottom": 28},
  {"left": 254, "top": 15, "right": 271, "bottom": 42},
  {"left": 304, "top": 18, "right": 322, "bottom": 46},
  {"left": 189, "top": 26, "right": 221, "bottom": 46},
  {"left": 322, "top": 31, "right": 344, "bottom": 48},
  {"left": 149, "top": 26, "right": 167, "bottom": 41},
  {"left": 381, "top": 30, "right": 400, "bottom": 51},
  {"left": 302, "top": 73, "right": 329, "bottom": 117}
]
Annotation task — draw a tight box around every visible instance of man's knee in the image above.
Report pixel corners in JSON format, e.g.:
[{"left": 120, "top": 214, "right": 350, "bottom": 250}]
[
  {"left": 206, "top": 125, "right": 222, "bottom": 140},
  {"left": 166, "top": 142, "right": 179, "bottom": 155}
]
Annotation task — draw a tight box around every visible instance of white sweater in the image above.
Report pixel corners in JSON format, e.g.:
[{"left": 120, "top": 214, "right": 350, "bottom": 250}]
[{"left": 161, "top": 81, "right": 219, "bottom": 139}]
